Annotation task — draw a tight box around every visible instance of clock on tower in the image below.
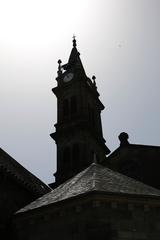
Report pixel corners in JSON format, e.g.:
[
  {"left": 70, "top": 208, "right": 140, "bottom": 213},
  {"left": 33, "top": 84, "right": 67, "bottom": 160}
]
[
  {"left": 50, "top": 37, "right": 110, "bottom": 186},
  {"left": 63, "top": 73, "right": 74, "bottom": 82}
]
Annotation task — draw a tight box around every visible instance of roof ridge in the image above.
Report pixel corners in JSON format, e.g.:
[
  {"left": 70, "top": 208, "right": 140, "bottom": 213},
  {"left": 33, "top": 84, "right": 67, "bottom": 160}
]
[
  {"left": 51, "top": 165, "right": 94, "bottom": 197},
  {"left": 94, "top": 163, "right": 160, "bottom": 195},
  {"left": 17, "top": 165, "right": 95, "bottom": 213},
  {"left": 85, "top": 163, "right": 160, "bottom": 196}
]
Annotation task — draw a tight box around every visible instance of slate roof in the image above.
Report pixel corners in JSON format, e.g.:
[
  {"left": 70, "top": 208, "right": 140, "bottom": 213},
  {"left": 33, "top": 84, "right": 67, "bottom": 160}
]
[
  {"left": 0, "top": 148, "right": 51, "bottom": 195},
  {"left": 17, "top": 162, "right": 160, "bottom": 213}
]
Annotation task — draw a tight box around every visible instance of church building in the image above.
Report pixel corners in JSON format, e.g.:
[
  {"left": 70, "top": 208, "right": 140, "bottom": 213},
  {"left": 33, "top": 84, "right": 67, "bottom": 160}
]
[{"left": 12, "top": 38, "right": 160, "bottom": 240}]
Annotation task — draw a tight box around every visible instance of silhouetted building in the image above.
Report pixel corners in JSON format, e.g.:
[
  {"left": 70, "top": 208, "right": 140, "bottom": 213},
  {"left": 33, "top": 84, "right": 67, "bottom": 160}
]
[
  {"left": 12, "top": 38, "right": 160, "bottom": 240},
  {"left": 0, "top": 148, "right": 51, "bottom": 238},
  {"left": 14, "top": 163, "right": 160, "bottom": 240},
  {"left": 103, "top": 132, "right": 160, "bottom": 189}
]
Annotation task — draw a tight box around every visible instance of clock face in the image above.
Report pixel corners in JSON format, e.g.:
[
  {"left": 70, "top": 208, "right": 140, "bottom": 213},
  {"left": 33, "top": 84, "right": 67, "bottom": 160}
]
[{"left": 63, "top": 73, "right": 74, "bottom": 83}]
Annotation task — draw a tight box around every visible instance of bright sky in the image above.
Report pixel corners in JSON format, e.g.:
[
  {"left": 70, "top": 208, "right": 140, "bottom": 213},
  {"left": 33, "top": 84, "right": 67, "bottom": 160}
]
[{"left": 0, "top": 0, "right": 160, "bottom": 183}]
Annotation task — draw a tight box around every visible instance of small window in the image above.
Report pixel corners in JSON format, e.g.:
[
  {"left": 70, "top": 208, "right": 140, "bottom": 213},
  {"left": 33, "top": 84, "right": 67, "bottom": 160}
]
[
  {"left": 71, "top": 96, "right": 77, "bottom": 115},
  {"left": 73, "top": 144, "right": 80, "bottom": 162},
  {"left": 88, "top": 104, "right": 91, "bottom": 119},
  {"left": 91, "top": 150, "right": 94, "bottom": 163},
  {"left": 63, "top": 147, "right": 71, "bottom": 169},
  {"left": 63, "top": 99, "right": 69, "bottom": 117},
  {"left": 88, "top": 104, "right": 95, "bottom": 126}
]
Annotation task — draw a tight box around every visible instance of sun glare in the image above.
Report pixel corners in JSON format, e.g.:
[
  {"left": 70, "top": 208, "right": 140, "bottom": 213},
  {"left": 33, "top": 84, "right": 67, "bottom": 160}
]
[{"left": 0, "top": 0, "right": 89, "bottom": 50}]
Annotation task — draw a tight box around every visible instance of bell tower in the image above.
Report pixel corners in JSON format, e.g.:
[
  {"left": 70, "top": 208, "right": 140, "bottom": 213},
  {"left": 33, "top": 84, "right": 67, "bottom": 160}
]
[{"left": 51, "top": 38, "right": 110, "bottom": 186}]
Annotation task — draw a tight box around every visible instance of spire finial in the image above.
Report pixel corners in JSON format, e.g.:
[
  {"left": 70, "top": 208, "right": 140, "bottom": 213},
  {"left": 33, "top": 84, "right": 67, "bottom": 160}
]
[{"left": 72, "top": 34, "right": 77, "bottom": 47}]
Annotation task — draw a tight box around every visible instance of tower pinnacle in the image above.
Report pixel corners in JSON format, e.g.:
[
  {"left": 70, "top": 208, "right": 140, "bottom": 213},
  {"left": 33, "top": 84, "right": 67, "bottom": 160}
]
[
  {"left": 57, "top": 59, "right": 62, "bottom": 77},
  {"left": 72, "top": 34, "right": 77, "bottom": 48}
]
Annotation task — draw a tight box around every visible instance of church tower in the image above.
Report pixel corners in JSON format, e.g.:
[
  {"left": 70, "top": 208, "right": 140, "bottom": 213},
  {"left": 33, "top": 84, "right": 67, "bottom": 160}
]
[{"left": 51, "top": 38, "right": 110, "bottom": 186}]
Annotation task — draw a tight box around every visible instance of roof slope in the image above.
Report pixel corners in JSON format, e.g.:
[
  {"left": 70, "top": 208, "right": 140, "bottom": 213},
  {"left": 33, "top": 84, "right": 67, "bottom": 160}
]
[
  {"left": 18, "top": 163, "right": 160, "bottom": 213},
  {"left": 0, "top": 148, "right": 51, "bottom": 195}
]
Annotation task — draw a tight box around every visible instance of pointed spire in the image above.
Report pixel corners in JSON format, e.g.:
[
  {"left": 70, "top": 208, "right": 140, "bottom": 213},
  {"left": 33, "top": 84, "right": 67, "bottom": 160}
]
[
  {"left": 61, "top": 37, "right": 86, "bottom": 75},
  {"left": 68, "top": 35, "right": 79, "bottom": 65}
]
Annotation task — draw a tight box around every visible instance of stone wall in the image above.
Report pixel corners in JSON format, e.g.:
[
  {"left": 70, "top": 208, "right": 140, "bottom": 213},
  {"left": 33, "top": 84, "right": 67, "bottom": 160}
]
[
  {"left": 0, "top": 172, "right": 37, "bottom": 239},
  {"left": 14, "top": 193, "right": 160, "bottom": 240}
]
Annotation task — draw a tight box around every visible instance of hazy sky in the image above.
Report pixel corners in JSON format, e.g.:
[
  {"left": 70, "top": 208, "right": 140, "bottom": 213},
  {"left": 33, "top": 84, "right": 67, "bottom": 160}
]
[{"left": 0, "top": 0, "right": 160, "bottom": 183}]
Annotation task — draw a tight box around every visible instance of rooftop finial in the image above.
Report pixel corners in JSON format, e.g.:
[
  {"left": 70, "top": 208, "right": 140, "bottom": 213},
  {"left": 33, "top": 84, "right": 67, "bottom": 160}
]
[
  {"left": 118, "top": 132, "right": 130, "bottom": 146},
  {"left": 73, "top": 34, "right": 77, "bottom": 47}
]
